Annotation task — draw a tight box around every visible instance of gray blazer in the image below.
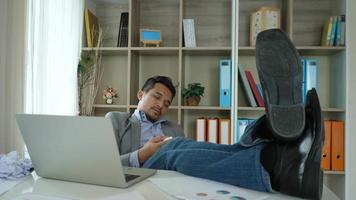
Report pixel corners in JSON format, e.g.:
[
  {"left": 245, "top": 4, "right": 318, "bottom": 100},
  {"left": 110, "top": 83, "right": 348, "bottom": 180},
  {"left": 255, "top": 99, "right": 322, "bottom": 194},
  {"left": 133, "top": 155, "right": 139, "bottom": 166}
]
[{"left": 105, "top": 111, "right": 184, "bottom": 166}]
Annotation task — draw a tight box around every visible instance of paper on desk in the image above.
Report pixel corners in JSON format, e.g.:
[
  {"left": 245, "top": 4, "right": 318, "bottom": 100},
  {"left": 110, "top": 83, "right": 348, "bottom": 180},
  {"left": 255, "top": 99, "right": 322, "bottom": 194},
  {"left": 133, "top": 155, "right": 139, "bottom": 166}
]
[
  {"left": 10, "top": 193, "right": 78, "bottom": 200},
  {"left": 9, "top": 191, "right": 146, "bottom": 200},
  {"left": 149, "top": 176, "right": 271, "bottom": 200},
  {"left": 0, "top": 179, "right": 23, "bottom": 196},
  {"left": 0, "top": 151, "right": 32, "bottom": 180}
]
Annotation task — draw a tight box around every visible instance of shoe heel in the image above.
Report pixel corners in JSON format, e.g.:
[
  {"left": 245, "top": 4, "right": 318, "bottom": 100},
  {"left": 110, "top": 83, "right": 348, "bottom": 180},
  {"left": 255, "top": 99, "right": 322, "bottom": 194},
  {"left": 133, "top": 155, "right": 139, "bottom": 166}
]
[
  {"left": 269, "top": 103, "right": 305, "bottom": 141},
  {"left": 302, "top": 160, "right": 323, "bottom": 200}
]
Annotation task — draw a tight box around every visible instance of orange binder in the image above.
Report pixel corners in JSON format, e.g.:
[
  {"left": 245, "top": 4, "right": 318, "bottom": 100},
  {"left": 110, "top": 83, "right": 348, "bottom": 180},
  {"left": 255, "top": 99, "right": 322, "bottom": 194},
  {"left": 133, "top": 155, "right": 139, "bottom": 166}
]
[
  {"left": 207, "top": 118, "right": 219, "bottom": 143},
  {"left": 195, "top": 118, "right": 206, "bottom": 142},
  {"left": 321, "top": 120, "right": 332, "bottom": 170},
  {"left": 331, "top": 121, "right": 344, "bottom": 171},
  {"left": 219, "top": 118, "right": 231, "bottom": 144}
]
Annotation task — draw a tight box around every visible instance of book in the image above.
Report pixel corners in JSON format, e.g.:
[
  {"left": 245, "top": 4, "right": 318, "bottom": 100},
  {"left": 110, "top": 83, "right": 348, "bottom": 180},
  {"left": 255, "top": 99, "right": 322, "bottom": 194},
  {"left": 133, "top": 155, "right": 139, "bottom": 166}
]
[
  {"left": 340, "top": 14, "right": 346, "bottom": 46},
  {"left": 183, "top": 19, "right": 197, "bottom": 47},
  {"left": 238, "top": 65, "right": 257, "bottom": 107},
  {"left": 84, "top": 8, "right": 99, "bottom": 48},
  {"left": 117, "top": 12, "right": 129, "bottom": 47},
  {"left": 330, "top": 16, "right": 337, "bottom": 46},
  {"left": 244, "top": 70, "right": 264, "bottom": 107}
]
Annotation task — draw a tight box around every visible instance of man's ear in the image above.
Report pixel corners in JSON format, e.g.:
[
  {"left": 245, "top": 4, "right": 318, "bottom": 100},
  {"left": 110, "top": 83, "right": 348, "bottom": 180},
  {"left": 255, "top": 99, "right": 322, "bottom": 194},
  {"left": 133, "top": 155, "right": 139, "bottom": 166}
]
[{"left": 137, "top": 90, "right": 144, "bottom": 101}]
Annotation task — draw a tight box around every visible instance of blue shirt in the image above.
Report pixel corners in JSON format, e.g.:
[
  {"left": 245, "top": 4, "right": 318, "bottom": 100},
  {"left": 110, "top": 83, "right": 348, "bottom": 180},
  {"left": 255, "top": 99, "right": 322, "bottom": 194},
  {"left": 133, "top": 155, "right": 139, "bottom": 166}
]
[{"left": 129, "top": 109, "right": 167, "bottom": 167}]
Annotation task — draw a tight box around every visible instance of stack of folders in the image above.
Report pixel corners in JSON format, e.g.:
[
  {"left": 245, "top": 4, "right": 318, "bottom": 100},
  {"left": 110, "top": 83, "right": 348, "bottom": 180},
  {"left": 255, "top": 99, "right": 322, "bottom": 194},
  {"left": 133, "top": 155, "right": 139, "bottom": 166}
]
[
  {"left": 322, "top": 120, "right": 344, "bottom": 171},
  {"left": 321, "top": 15, "right": 346, "bottom": 46},
  {"left": 302, "top": 58, "right": 318, "bottom": 102},
  {"left": 195, "top": 117, "right": 231, "bottom": 144},
  {"left": 238, "top": 65, "right": 264, "bottom": 107},
  {"left": 117, "top": 12, "right": 129, "bottom": 47},
  {"left": 183, "top": 19, "right": 197, "bottom": 47}
]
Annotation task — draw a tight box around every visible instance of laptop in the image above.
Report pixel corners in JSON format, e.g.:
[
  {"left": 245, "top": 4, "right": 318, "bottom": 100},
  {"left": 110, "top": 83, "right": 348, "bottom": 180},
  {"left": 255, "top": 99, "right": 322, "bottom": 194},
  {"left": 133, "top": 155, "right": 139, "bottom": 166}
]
[{"left": 15, "top": 114, "right": 156, "bottom": 188}]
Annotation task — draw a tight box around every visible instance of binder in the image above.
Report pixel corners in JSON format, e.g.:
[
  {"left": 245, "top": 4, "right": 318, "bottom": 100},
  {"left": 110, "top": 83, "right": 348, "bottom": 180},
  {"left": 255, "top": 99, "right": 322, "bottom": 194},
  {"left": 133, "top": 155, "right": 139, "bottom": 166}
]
[
  {"left": 245, "top": 70, "right": 264, "bottom": 107},
  {"left": 195, "top": 118, "right": 206, "bottom": 142},
  {"left": 304, "top": 58, "right": 318, "bottom": 99},
  {"left": 331, "top": 121, "right": 344, "bottom": 171},
  {"left": 117, "top": 12, "right": 129, "bottom": 47},
  {"left": 219, "top": 59, "right": 232, "bottom": 107},
  {"left": 219, "top": 119, "right": 231, "bottom": 145},
  {"left": 207, "top": 118, "right": 219, "bottom": 143},
  {"left": 321, "top": 120, "right": 332, "bottom": 170}
]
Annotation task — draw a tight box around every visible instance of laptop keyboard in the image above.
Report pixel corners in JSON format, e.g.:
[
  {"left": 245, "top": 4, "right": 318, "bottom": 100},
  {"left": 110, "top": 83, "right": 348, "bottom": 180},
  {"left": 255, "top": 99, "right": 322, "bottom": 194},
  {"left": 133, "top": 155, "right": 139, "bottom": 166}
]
[{"left": 124, "top": 174, "right": 140, "bottom": 182}]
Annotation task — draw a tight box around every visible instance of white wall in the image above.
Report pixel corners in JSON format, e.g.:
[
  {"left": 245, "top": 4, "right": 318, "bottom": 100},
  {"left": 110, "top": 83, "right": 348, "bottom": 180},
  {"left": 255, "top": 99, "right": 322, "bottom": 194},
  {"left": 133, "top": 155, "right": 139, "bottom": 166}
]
[
  {"left": 0, "top": 0, "right": 8, "bottom": 153},
  {"left": 0, "top": 0, "right": 26, "bottom": 154},
  {"left": 346, "top": 0, "right": 356, "bottom": 199}
]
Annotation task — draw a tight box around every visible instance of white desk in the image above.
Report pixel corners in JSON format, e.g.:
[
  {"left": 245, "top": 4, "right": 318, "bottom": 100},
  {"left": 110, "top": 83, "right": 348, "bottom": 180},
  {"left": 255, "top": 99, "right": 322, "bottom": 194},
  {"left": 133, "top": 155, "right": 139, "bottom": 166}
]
[{"left": 0, "top": 170, "right": 303, "bottom": 200}]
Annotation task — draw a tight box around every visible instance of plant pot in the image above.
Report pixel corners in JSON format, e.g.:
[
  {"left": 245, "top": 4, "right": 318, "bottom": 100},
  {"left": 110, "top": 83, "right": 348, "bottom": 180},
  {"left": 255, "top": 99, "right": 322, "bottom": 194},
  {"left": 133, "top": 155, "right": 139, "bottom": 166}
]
[{"left": 186, "top": 96, "right": 201, "bottom": 106}]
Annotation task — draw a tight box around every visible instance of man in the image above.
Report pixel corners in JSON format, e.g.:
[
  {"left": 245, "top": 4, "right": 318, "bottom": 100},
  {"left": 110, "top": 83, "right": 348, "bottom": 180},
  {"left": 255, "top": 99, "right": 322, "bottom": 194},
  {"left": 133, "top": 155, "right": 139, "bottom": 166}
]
[
  {"left": 108, "top": 29, "right": 323, "bottom": 199},
  {"left": 105, "top": 76, "right": 184, "bottom": 167}
]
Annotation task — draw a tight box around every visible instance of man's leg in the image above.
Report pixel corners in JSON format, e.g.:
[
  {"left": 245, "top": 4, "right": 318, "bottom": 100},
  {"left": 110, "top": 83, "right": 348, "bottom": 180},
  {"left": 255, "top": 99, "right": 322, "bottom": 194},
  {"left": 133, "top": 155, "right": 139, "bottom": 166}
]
[{"left": 143, "top": 140, "right": 272, "bottom": 192}]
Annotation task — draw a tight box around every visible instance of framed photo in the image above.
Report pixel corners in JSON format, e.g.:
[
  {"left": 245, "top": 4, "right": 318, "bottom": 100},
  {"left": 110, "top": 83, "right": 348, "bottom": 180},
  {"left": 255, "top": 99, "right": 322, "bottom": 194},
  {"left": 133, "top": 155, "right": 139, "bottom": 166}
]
[{"left": 140, "top": 29, "right": 162, "bottom": 47}]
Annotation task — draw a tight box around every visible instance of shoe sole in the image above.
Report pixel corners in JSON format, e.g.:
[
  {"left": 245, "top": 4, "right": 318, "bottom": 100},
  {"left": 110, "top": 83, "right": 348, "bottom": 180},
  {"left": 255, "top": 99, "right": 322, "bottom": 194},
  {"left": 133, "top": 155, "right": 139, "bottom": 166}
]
[
  {"left": 256, "top": 29, "right": 305, "bottom": 141},
  {"left": 301, "top": 88, "right": 324, "bottom": 200}
]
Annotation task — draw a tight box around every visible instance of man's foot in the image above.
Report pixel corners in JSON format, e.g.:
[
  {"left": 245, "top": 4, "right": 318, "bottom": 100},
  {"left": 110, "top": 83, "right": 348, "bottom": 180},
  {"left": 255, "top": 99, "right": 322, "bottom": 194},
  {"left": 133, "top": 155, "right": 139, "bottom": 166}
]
[
  {"left": 256, "top": 29, "right": 305, "bottom": 141},
  {"left": 261, "top": 88, "right": 324, "bottom": 199}
]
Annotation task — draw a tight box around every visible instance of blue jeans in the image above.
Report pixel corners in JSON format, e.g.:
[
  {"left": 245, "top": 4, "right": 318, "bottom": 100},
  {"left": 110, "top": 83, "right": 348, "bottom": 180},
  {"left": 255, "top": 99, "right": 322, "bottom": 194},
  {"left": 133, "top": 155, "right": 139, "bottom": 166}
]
[{"left": 143, "top": 117, "right": 273, "bottom": 192}]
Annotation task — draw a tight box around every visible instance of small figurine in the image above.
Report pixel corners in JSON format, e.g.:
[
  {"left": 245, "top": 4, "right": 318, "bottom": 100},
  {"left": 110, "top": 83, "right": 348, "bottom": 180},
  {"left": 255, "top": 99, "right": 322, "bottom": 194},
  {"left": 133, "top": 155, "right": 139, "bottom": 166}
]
[{"left": 102, "top": 87, "right": 118, "bottom": 104}]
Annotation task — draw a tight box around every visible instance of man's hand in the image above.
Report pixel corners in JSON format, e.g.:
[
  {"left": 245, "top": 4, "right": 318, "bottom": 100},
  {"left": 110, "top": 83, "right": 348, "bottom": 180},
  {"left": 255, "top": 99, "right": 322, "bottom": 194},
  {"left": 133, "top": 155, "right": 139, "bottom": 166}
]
[{"left": 138, "top": 135, "right": 169, "bottom": 165}]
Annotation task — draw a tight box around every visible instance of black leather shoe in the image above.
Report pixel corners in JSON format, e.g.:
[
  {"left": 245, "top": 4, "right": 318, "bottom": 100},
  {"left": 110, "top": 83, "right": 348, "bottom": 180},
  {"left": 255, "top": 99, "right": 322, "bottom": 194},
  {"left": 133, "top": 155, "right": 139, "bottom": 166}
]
[
  {"left": 256, "top": 29, "right": 305, "bottom": 141},
  {"left": 265, "top": 88, "right": 324, "bottom": 199}
]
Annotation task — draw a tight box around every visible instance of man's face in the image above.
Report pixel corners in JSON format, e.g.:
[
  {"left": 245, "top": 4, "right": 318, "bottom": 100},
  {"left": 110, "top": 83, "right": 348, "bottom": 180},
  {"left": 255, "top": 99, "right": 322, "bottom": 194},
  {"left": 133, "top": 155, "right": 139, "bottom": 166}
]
[{"left": 137, "top": 83, "right": 173, "bottom": 122}]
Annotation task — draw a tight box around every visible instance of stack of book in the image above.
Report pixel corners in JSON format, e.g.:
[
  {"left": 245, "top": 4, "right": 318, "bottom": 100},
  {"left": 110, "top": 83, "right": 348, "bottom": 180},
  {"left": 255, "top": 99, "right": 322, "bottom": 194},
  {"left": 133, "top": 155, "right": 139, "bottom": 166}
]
[
  {"left": 117, "top": 12, "right": 129, "bottom": 47},
  {"left": 321, "top": 15, "right": 346, "bottom": 46},
  {"left": 195, "top": 117, "right": 231, "bottom": 144},
  {"left": 238, "top": 65, "right": 264, "bottom": 107}
]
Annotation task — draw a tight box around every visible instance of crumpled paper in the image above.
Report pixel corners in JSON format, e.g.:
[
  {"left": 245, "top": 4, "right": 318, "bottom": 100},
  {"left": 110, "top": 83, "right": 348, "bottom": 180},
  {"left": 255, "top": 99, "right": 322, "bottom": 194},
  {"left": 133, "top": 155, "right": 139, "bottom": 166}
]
[{"left": 0, "top": 151, "right": 33, "bottom": 180}]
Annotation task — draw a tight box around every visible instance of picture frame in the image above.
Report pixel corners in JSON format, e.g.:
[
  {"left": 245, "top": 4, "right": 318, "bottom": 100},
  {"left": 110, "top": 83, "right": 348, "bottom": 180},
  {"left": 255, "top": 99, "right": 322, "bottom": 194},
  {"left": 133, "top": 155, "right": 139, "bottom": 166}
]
[{"left": 140, "top": 29, "right": 162, "bottom": 47}]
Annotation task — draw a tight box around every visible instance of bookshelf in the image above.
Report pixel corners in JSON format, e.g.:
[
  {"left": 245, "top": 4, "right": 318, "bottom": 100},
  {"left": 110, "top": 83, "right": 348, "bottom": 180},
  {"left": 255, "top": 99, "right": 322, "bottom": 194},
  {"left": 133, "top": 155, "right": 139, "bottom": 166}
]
[
  {"left": 83, "top": 0, "right": 349, "bottom": 198},
  {"left": 238, "top": 0, "right": 346, "bottom": 199}
]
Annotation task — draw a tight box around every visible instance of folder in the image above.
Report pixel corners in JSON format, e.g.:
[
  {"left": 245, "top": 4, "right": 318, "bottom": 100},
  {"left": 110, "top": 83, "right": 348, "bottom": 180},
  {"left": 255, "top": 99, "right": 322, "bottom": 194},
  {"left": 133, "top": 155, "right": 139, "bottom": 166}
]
[
  {"left": 331, "top": 121, "right": 344, "bottom": 171},
  {"left": 304, "top": 58, "right": 318, "bottom": 101},
  {"left": 207, "top": 118, "right": 219, "bottom": 143},
  {"left": 219, "top": 119, "right": 231, "bottom": 145},
  {"left": 195, "top": 118, "right": 206, "bottom": 142},
  {"left": 219, "top": 59, "right": 232, "bottom": 108},
  {"left": 245, "top": 70, "right": 264, "bottom": 107},
  {"left": 321, "top": 120, "right": 332, "bottom": 170},
  {"left": 238, "top": 65, "right": 257, "bottom": 107}
]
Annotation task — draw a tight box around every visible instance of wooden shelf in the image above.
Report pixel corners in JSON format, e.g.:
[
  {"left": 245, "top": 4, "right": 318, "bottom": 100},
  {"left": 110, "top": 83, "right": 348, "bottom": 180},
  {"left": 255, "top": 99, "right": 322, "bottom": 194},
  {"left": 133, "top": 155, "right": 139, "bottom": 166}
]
[
  {"left": 82, "top": 47, "right": 128, "bottom": 56},
  {"left": 238, "top": 46, "right": 345, "bottom": 56},
  {"left": 237, "top": 107, "right": 345, "bottom": 112},
  {"left": 324, "top": 170, "right": 345, "bottom": 175},
  {"left": 182, "top": 47, "right": 231, "bottom": 55},
  {"left": 181, "top": 106, "right": 231, "bottom": 110},
  {"left": 131, "top": 47, "right": 179, "bottom": 55},
  {"left": 93, "top": 104, "right": 127, "bottom": 108}
]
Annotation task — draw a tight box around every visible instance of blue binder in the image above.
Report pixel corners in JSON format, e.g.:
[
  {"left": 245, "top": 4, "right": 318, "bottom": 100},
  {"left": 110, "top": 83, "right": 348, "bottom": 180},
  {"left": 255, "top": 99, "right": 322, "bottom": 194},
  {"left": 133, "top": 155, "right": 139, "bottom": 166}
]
[
  {"left": 303, "top": 58, "right": 318, "bottom": 102},
  {"left": 219, "top": 59, "right": 232, "bottom": 107}
]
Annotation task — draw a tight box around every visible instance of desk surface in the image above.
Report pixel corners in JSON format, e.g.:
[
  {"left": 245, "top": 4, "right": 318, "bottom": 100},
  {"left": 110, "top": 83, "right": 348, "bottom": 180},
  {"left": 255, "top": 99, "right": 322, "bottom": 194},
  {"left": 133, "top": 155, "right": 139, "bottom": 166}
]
[{"left": 0, "top": 170, "right": 302, "bottom": 200}]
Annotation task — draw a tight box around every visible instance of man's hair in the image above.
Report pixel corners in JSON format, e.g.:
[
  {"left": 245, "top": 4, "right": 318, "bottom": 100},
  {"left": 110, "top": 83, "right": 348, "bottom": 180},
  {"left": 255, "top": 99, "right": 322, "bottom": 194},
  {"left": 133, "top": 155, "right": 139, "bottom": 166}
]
[{"left": 141, "top": 76, "right": 176, "bottom": 98}]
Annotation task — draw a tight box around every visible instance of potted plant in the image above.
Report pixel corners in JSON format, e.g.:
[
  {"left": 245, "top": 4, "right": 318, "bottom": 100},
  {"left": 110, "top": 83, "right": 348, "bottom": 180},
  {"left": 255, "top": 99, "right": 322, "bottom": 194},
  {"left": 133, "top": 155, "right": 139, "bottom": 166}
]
[{"left": 182, "top": 83, "right": 205, "bottom": 106}]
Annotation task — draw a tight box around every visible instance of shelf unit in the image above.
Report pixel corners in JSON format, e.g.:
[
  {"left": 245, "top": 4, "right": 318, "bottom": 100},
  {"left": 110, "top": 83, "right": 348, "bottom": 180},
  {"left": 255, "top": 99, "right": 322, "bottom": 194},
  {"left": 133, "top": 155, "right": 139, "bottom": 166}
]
[
  {"left": 84, "top": 0, "right": 347, "bottom": 198},
  {"left": 238, "top": 0, "right": 346, "bottom": 199}
]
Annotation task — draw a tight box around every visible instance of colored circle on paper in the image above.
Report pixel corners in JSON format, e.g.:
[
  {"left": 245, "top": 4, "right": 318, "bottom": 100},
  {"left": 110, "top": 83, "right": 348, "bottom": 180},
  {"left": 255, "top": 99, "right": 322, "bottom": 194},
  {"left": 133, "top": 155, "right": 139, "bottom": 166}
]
[
  {"left": 216, "top": 190, "right": 230, "bottom": 195},
  {"left": 230, "top": 196, "right": 247, "bottom": 200},
  {"left": 196, "top": 192, "right": 208, "bottom": 196}
]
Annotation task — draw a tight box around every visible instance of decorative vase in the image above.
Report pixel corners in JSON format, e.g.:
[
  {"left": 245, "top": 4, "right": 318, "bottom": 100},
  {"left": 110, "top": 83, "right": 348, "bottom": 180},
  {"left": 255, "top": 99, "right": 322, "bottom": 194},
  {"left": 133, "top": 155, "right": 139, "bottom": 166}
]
[{"left": 186, "top": 96, "right": 201, "bottom": 106}]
